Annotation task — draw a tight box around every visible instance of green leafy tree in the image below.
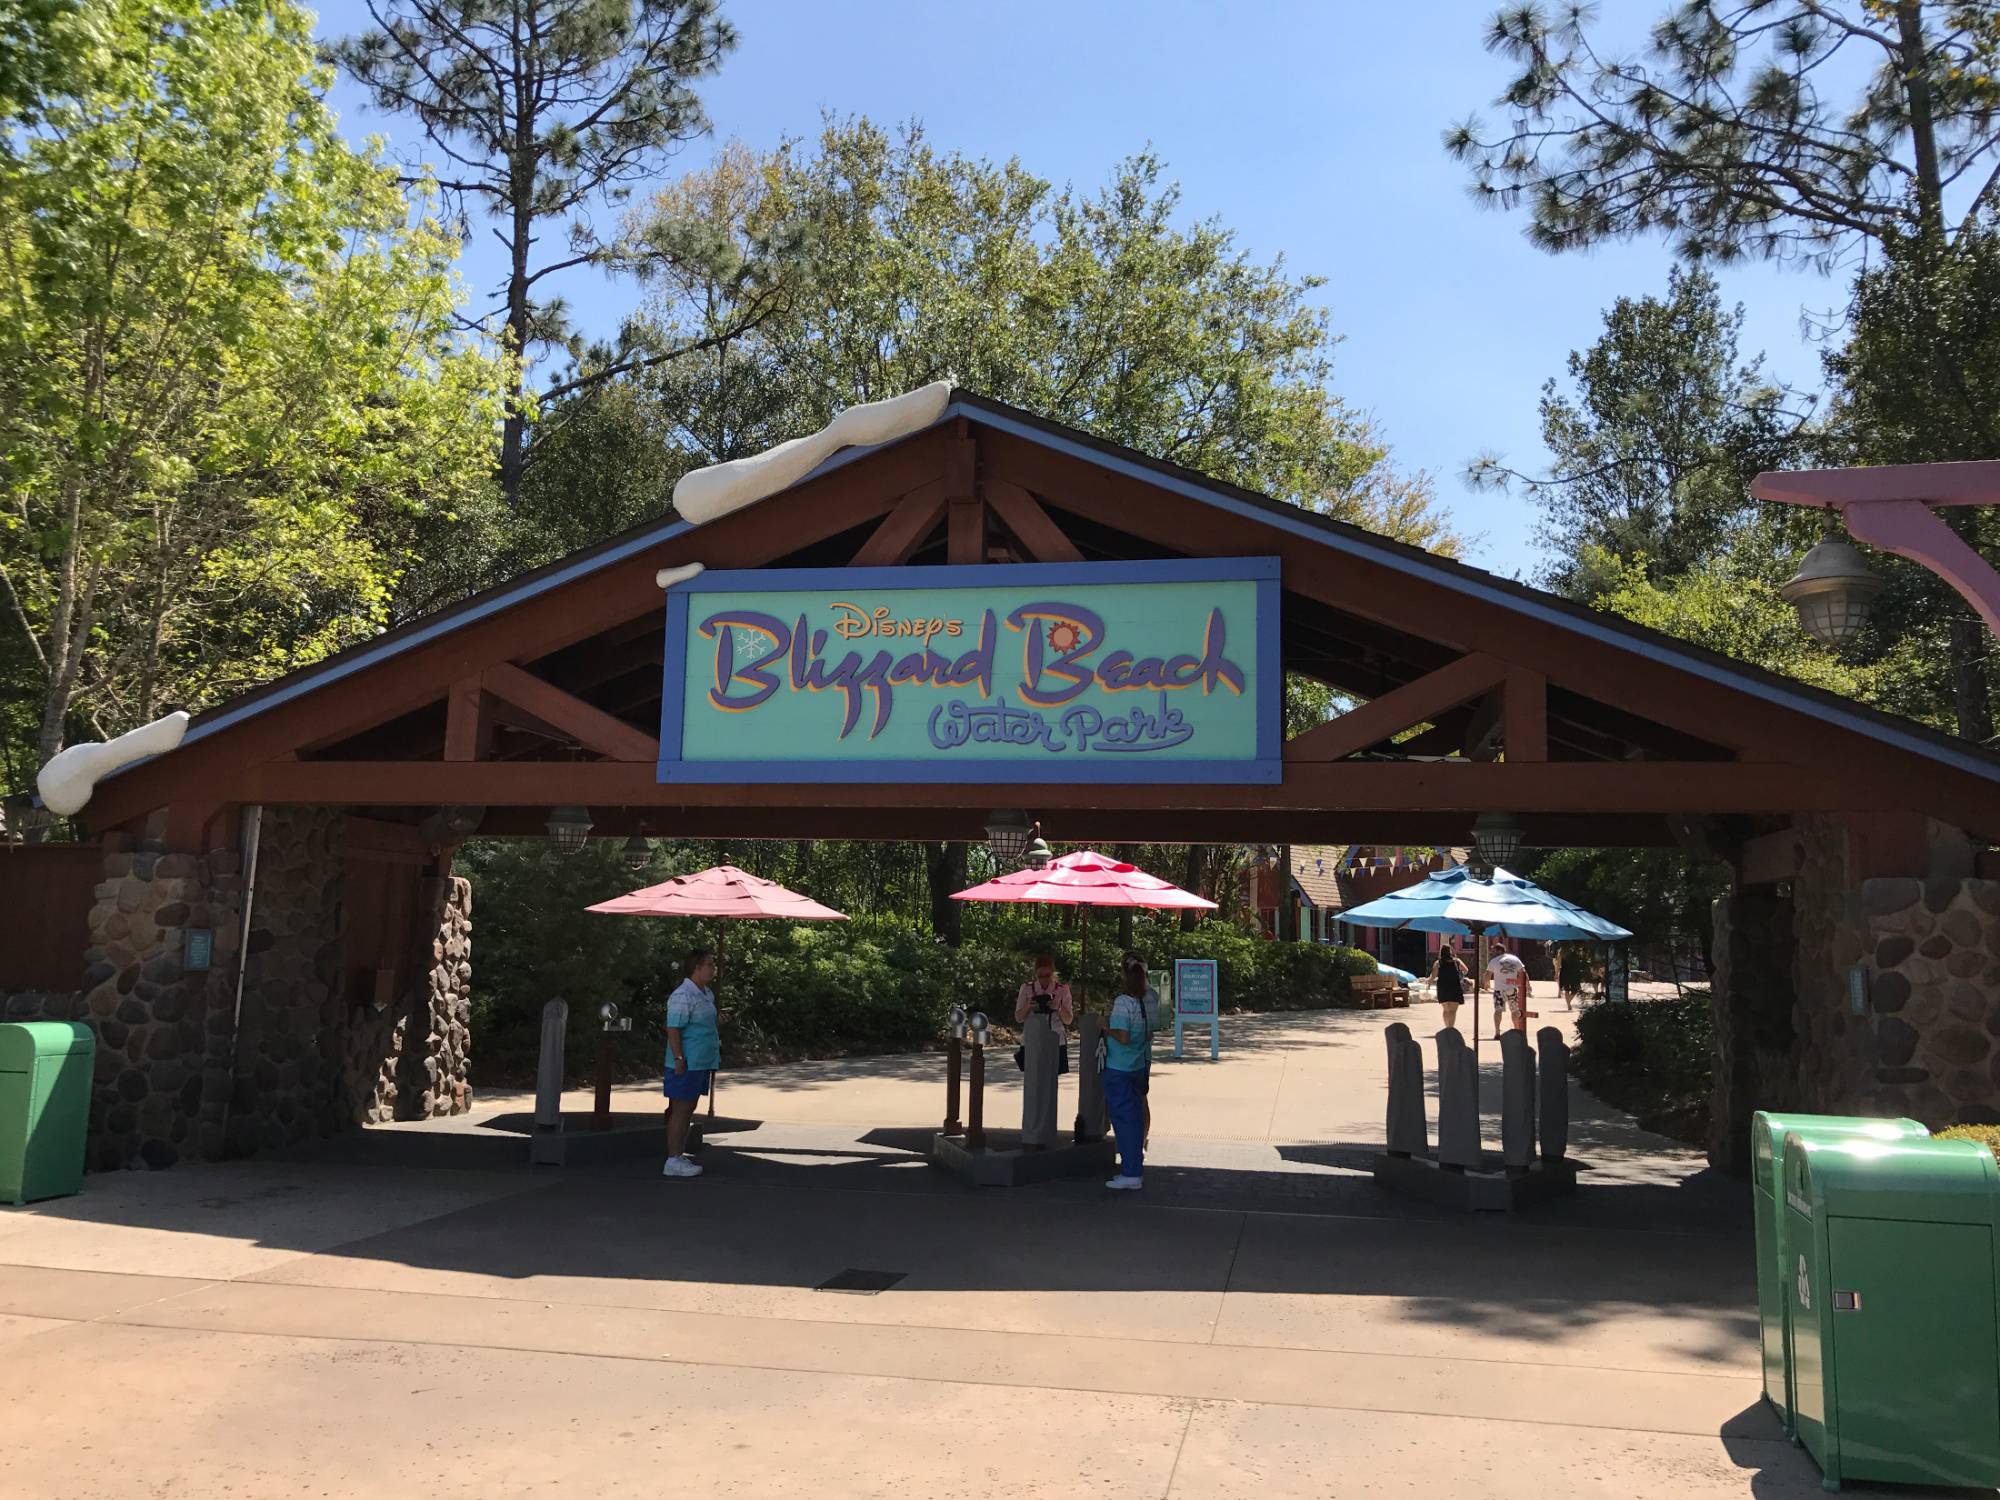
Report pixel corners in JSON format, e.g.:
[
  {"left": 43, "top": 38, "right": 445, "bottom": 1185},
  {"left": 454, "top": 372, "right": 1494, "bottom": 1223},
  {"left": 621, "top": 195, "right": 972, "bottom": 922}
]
[
  {"left": 624, "top": 120, "right": 1464, "bottom": 552},
  {"left": 1451, "top": 0, "right": 2000, "bottom": 737},
  {"left": 332, "top": 0, "right": 740, "bottom": 506},
  {"left": 0, "top": 0, "right": 505, "bottom": 770},
  {"left": 1471, "top": 264, "right": 1811, "bottom": 595}
]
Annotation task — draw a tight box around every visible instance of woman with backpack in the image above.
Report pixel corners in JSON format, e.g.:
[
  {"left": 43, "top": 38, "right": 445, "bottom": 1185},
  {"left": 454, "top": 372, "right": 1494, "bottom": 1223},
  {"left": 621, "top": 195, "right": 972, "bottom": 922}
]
[
  {"left": 1103, "top": 959, "right": 1156, "bottom": 1191},
  {"left": 1013, "top": 953, "right": 1073, "bottom": 1150}
]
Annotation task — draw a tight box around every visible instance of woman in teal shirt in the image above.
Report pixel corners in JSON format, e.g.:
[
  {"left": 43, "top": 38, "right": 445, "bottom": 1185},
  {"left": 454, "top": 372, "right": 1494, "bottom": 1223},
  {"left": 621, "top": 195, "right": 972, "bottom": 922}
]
[
  {"left": 1102, "top": 960, "right": 1156, "bottom": 1191},
  {"left": 662, "top": 948, "right": 721, "bottom": 1179}
]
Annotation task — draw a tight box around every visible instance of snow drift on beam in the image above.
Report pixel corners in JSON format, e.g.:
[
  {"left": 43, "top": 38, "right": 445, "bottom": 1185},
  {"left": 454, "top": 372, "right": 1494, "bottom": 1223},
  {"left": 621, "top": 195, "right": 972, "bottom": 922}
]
[
  {"left": 37, "top": 711, "right": 189, "bottom": 816},
  {"left": 671, "top": 382, "right": 952, "bottom": 525}
]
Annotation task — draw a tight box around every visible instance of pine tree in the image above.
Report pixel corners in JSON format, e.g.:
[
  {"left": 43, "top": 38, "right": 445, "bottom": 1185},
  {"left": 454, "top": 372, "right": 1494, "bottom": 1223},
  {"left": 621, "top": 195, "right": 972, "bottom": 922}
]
[{"left": 333, "top": 0, "right": 738, "bottom": 505}]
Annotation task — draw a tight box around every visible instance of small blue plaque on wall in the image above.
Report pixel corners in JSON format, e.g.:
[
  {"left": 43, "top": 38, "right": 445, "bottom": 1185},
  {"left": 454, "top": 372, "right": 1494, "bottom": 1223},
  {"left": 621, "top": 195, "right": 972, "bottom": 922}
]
[{"left": 183, "top": 928, "right": 213, "bottom": 971}]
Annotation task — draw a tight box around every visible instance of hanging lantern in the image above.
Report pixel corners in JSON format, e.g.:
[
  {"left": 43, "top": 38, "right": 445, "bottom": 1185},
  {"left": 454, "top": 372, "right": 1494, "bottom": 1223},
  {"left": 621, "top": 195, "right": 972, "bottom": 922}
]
[
  {"left": 1781, "top": 511, "right": 1883, "bottom": 647},
  {"left": 546, "top": 804, "right": 594, "bottom": 854},
  {"left": 1470, "top": 811, "right": 1522, "bottom": 875},
  {"left": 620, "top": 832, "right": 651, "bottom": 872},
  {"left": 1022, "top": 823, "right": 1052, "bottom": 870},
  {"left": 984, "top": 808, "right": 1032, "bottom": 866}
]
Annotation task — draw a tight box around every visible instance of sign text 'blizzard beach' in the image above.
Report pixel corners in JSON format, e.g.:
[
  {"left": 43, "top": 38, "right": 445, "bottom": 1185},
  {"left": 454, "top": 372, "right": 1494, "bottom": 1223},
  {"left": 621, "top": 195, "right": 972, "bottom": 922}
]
[{"left": 658, "top": 559, "right": 1279, "bottom": 783}]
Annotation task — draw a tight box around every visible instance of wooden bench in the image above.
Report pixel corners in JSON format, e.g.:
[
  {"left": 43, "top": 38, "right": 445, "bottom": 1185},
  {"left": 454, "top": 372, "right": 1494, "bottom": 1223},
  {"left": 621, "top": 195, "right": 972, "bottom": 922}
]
[{"left": 1350, "top": 973, "right": 1409, "bottom": 1009}]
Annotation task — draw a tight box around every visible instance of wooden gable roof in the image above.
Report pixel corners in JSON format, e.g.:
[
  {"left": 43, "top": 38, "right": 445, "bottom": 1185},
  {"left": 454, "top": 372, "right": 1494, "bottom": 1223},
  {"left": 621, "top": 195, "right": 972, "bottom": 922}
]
[{"left": 85, "top": 391, "right": 2000, "bottom": 858}]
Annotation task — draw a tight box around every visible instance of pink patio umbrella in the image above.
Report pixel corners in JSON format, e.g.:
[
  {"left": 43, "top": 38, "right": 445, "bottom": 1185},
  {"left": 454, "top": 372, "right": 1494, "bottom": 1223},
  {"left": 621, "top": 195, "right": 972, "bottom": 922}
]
[
  {"left": 588, "top": 864, "right": 847, "bottom": 1115},
  {"left": 952, "top": 848, "right": 1215, "bottom": 1010}
]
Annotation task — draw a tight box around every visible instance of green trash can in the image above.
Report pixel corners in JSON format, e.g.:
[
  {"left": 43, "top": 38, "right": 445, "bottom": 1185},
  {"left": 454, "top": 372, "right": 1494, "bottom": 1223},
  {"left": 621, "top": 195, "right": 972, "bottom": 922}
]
[
  {"left": 1751, "top": 1112, "right": 1927, "bottom": 1432},
  {"left": 1783, "top": 1133, "right": 2000, "bottom": 1492},
  {"left": 0, "top": 1021, "right": 95, "bottom": 1206}
]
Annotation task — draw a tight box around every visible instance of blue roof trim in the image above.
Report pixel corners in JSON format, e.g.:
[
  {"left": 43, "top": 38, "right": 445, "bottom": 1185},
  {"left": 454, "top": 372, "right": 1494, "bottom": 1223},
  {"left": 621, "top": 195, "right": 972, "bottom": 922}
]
[{"left": 943, "top": 400, "right": 2000, "bottom": 785}]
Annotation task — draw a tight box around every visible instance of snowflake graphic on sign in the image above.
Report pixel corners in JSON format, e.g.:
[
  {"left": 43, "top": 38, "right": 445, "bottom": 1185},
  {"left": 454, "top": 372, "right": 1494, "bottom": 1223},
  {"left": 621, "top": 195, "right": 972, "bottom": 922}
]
[{"left": 1795, "top": 1253, "right": 1811, "bottom": 1310}]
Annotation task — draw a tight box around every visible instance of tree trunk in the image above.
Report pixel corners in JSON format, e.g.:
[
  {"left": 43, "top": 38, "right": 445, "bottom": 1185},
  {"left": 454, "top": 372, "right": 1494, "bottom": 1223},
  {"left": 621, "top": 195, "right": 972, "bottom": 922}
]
[
  {"left": 1951, "top": 613, "right": 1993, "bottom": 742},
  {"left": 925, "top": 840, "right": 967, "bottom": 947},
  {"left": 1898, "top": 1, "right": 1946, "bottom": 242},
  {"left": 499, "top": 102, "right": 536, "bottom": 508},
  {"left": 1180, "top": 844, "right": 1204, "bottom": 931}
]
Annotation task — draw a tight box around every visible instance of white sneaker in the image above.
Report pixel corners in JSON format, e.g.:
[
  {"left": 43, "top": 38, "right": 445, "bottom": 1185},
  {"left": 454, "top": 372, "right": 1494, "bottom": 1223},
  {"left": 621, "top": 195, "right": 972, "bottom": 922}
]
[
  {"left": 661, "top": 1157, "right": 703, "bottom": 1178},
  {"left": 1105, "top": 1175, "right": 1143, "bottom": 1190}
]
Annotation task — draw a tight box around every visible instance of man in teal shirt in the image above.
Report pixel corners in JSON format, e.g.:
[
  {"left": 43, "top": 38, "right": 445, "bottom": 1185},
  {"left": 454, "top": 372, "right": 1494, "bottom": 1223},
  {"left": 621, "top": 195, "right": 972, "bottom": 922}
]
[{"left": 662, "top": 948, "right": 720, "bottom": 1179}]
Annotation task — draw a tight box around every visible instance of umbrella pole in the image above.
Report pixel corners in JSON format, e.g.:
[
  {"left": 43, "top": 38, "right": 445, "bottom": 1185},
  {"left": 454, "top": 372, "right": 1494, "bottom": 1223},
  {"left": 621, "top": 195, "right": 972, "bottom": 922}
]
[
  {"left": 710, "top": 925, "right": 723, "bottom": 1121},
  {"left": 1473, "top": 930, "right": 1486, "bottom": 1144}
]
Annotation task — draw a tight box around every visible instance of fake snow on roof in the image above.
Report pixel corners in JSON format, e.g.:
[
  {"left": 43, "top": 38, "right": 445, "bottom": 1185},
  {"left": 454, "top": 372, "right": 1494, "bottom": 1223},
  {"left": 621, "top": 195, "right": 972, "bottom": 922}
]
[
  {"left": 37, "top": 711, "right": 189, "bottom": 816},
  {"left": 671, "top": 381, "right": 953, "bottom": 525}
]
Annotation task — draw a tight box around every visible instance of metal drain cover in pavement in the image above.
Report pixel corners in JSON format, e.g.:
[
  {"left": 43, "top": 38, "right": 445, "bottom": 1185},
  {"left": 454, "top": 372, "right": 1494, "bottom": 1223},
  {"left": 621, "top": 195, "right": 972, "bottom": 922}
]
[{"left": 816, "top": 1268, "right": 907, "bottom": 1294}]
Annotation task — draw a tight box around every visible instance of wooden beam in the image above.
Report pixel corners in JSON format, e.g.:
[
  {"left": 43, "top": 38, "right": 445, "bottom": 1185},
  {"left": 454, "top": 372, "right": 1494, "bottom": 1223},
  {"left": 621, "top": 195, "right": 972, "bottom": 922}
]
[
  {"left": 479, "top": 662, "right": 660, "bottom": 763},
  {"left": 944, "top": 427, "right": 982, "bottom": 565},
  {"left": 850, "top": 485, "right": 947, "bottom": 567},
  {"left": 984, "top": 479, "right": 1084, "bottom": 563},
  {"left": 443, "top": 677, "right": 489, "bottom": 762},
  {"left": 1285, "top": 653, "right": 1508, "bottom": 762},
  {"left": 234, "top": 758, "right": 1857, "bottom": 817},
  {"left": 467, "top": 804, "right": 1680, "bottom": 848},
  {"left": 947, "top": 497, "right": 984, "bottom": 565},
  {"left": 1504, "top": 667, "right": 1548, "bottom": 763}
]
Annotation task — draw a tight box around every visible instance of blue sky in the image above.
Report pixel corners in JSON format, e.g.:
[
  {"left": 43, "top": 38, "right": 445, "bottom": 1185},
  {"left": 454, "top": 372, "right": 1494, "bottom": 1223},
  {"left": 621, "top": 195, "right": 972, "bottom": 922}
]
[{"left": 311, "top": 0, "right": 1850, "bottom": 579}]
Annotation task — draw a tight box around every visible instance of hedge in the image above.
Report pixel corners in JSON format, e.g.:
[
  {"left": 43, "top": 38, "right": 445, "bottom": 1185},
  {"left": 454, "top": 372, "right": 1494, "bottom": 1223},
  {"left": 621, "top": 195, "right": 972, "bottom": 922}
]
[{"left": 466, "top": 869, "right": 1378, "bottom": 1086}]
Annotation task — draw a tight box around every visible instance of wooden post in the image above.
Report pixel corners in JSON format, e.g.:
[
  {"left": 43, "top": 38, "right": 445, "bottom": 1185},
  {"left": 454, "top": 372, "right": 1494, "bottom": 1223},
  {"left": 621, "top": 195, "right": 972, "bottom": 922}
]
[
  {"left": 966, "top": 1042, "right": 986, "bottom": 1151},
  {"left": 592, "top": 1032, "right": 613, "bottom": 1132},
  {"left": 942, "top": 1034, "right": 963, "bottom": 1135}
]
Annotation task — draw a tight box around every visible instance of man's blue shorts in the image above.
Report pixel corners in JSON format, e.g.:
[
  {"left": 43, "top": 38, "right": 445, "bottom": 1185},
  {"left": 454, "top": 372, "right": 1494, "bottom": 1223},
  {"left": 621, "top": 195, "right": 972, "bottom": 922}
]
[{"left": 662, "top": 1068, "right": 713, "bottom": 1101}]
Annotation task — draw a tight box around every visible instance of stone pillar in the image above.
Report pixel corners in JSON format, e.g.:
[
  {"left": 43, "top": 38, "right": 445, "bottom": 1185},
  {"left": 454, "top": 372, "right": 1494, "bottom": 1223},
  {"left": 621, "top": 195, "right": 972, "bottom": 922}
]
[
  {"left": 1708, "top": 884, "right": 1802, "bottom": 1172},
  {"left": 1857, "top": 875, "right": 2000, "bottom": 1126},
  {"left": 397, "top": 873, "right": 473, "bottom": 1119},
  {"left": 79, "top": 836, "right": 244, "bottom": 1170}
]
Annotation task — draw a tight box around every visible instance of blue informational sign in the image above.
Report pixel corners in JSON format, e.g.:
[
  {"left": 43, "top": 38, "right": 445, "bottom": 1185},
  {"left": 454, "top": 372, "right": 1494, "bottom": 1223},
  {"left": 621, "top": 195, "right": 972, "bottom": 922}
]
[
  {"left": 658, "top": 558, "right": 1281, "bottom": 784},
  {"left": 183, "top": 928, "right": 213, "bottom": 972},
  {"left": 1173, "top": 958, "right": 1220, "bottom": 1061}
]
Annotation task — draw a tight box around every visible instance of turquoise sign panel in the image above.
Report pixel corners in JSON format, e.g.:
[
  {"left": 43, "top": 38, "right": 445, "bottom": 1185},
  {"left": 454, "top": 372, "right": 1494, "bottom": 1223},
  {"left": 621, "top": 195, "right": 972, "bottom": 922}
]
[{"left": 658, "top": 558, "right": 1280, "bottom": 783}]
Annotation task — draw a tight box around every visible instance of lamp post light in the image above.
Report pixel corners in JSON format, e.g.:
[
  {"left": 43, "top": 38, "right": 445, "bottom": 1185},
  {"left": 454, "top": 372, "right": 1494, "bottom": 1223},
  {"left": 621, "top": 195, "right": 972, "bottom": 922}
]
[
  {"left": 1753, "top": 460, "right": 2000, "bottom": 645},
  {"left": 984, "top": 809, "right": 1032, "bottom": 868},
  {"left": 1022, "top": 822, "right": 1051, "bottom": 870},
  {"left": 1780, "top": 511, "right": 1886, "bottom": 647},
  {"left": 942, "top": 1006, "right": 967, "bottom": 1136},
  {"left": 966, "top": 1011, "right": 990, "bottom": 1151},
  {"left": 1470, "top": 812, "right": 1523, "bottom": 878},
  {"left": 546, "top": 804, "right": 594, "bottom": 853}
]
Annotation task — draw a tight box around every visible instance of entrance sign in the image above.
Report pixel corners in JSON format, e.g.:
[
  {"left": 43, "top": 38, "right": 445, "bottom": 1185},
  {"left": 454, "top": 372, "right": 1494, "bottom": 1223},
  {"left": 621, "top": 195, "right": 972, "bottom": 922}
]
[
  {"left": 1173, "top": 957, "right": 1220, "bottom": 1061},
  {"left": 659, "top": 559, "right": 1280, "bottom": 783}
]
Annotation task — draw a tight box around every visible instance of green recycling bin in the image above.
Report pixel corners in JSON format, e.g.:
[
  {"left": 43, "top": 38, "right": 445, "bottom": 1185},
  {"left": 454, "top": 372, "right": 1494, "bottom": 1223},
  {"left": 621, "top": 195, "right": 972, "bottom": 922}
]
[
  {"left": 1783, "top": 1133, "right": 2000, "bottom": 1492},
  {"left": 0, "top": 1021, "right": 95, "bottom": 1206},
  {"left": 1751, "top": 1112, "right": 1927, "bottom": 1432}
]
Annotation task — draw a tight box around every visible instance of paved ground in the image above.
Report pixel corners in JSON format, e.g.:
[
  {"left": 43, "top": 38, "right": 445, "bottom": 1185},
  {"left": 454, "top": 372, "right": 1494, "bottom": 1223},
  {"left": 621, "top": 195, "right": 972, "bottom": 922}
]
[{"left": 0, "top": 1005, "right": 1903, "bottom": 1498}]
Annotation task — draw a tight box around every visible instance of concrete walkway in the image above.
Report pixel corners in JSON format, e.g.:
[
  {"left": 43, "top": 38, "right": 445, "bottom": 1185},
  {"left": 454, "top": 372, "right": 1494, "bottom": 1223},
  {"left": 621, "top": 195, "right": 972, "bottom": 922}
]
[{"left": 0, "top": 1007, "right": 1887, "bottom": 1498}]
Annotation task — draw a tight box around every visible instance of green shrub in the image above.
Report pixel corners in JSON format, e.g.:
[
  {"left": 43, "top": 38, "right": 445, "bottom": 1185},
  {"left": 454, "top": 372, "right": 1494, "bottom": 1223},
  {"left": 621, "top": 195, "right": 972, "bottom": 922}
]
[{"left": 1573, "top": 991, "right": 1713, "bottom": 1098}]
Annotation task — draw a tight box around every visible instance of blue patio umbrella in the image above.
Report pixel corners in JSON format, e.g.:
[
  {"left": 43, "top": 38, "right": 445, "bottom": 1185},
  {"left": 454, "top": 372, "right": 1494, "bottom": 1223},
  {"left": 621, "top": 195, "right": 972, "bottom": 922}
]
[{"left": 1339, "top": 866, "right": 1631, "bottom": 1067}]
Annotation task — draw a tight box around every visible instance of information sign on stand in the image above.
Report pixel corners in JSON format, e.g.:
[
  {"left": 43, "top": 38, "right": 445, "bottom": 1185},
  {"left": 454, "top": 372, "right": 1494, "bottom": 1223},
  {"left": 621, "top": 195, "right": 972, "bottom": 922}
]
[
  {"left": 1173, "top": 958, "right": 1220, "bottom": 1061},
  {"left": 1604, "top": 943, "right": 1629, "bottom": 1005}
]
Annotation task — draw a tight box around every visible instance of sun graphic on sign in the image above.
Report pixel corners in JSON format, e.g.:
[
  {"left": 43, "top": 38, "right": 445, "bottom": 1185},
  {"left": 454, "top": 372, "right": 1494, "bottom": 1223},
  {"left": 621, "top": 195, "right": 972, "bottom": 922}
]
[{"left": 1047, "top": 619, "right": 1082, "bottom": 653}]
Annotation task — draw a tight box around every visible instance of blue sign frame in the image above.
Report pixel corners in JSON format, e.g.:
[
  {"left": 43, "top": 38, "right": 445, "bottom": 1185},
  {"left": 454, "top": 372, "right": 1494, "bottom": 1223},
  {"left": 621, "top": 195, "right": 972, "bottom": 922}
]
[
  {"left": 1173, "top": 958, "right": 1220, "bottom": 1062},
  {"left": 658, "top": 557, "right": 1281, "bottom": 784}
]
